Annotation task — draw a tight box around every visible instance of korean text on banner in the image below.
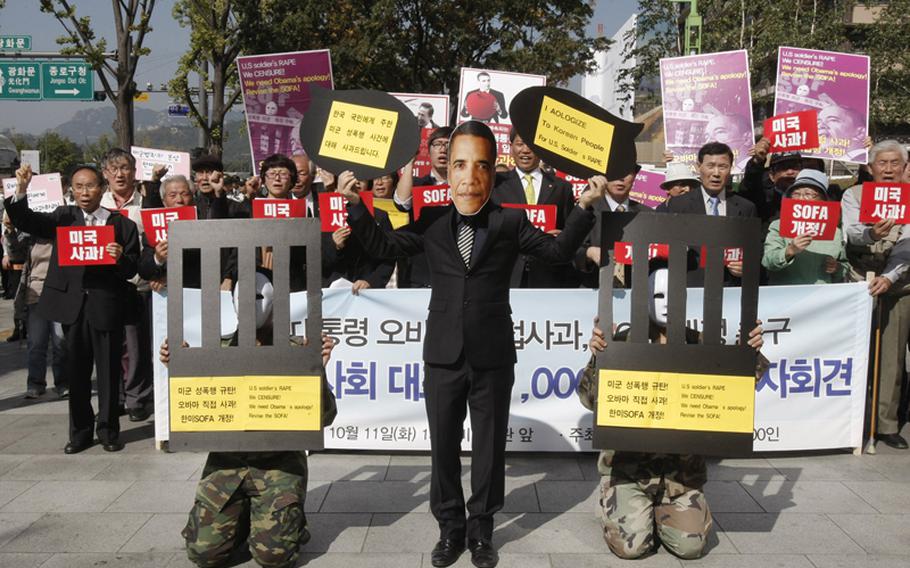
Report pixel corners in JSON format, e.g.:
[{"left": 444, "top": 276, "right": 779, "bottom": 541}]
[
  {"left": 140, "top": 206, "right": 197, "bottom": 247},
  {"left": 319, "top": 191, "right": 374, "bottom": 232},
  {"left": 56, "top": 226, "right": 116, "bottom": 266},
  {"left": 237, "top": 50, "right": 334, "bottom": 175},
  {"left": 2, "top": 173, "right": 64, "bottom": 214},
  {"left": 859, "top": 183, "right": 910, "bottom": 224},
  {"left": 660, "top": 50, "right": 754, "bottom": 174},
  {"left": 130, "top": 146, "right": 191, "bottom": 182},
  {"left": 779, "top": 198, "right": 840, "bottom": 240},
  {"left": 764, "top": 110, "right": 820, "bottom": 153},
  {"left": 252, "top": 199, "right": 308, "bottom": 219},
  {"left": 775, "top": 47, "right": 870, "bottom": 164},
  {"left": 153, "top": 284, "right": 871, "bottom": 453}
]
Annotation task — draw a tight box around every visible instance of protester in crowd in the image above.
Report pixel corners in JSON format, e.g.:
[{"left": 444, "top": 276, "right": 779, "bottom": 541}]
[
  {"left": 336, "top": 120, "right": 605, "bottom": 568},
  {"left": 99, "top": 148, "right": 153, "bottom": 422},
  {"left": 762, "top": 170, "right": 848, "bottom": 285},
  {"left": 17, "top": 235, "right": 67, "bottom": 399},
  {"left": 138, "top": 175, "right": 232, "bottom": 291},
  {"left": 371, "top": 172, "right": 398, "bottom": 199},
  {"left": 3, "top": 211, "right": 29, "bottom": 341},
  {"left": 738, "top": 142, "right": 800, "bottom": 223},
  {"left": 841, "top": 139, "right": 910, "bottom": 449},
  {"left": 660, "top": 162, "right": 700, "bottom": 201},
  {"left": 323, "top": 176, "right": 395, "bottom": 295},
  {"left": 575, "top": 163, "right": 644, "bottom": 289},
  {"left": 492, "top": 129, "right": 578, "bottom": 287},
  {"left": 161, "top": 332, "right": 337, "bottom": 568},
  {"left": 578, "top": 265, "right": 766, "bottom": 560},
  {"left": 7, "top": 163, "right": 139, "bottom": 453},
  {"left": 189, "top": 154, "right": 232, "bottom": 220},
  {"left": 659, "top": 142, "right": 757, "bottom": 284},
  {"left": 290, "top": 153, "right": 321, "bottom": 217},
  {"left": 390, "top": 126, "right": 453, "bottom": 288}
]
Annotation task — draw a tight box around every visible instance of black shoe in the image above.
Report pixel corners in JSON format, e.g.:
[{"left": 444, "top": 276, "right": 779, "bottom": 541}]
[
  {"left": 128, "top": 407, "right": 151, "bottom": 422},
  {"left": 468, "top": 539, "right": 498, "bottom": 568},
  {"left": 876, "top": 433, "right": 909, "bottom": 450},
  {"left": 102, "top": 440, "right": 125, "bottom": 452},
  {"left": 431, "top": 538, "right": 465, "bottom": 567},
  {"left": 64, "top": 440, "right": 93, "bottom": 454},
  {"left": 6, "top": 330, "right": 20, "bottom": 342}
]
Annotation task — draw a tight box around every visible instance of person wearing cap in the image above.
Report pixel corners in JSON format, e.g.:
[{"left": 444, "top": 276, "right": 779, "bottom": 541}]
[
  {"left": 660, "top": 162, "right": 700, "bottom": 201},
  {"left": 762, "top": 170, "right": 848, "bottom": 285},
  {"left": 737, "top": 139, "right": 802, "bottom": 224},
  {"left": 575, "top": 163, "right": 645, "bottom": 289},
  {"left": 841, "top": 139, "right": 910, "bottom": 449},
  {"left": 191, "top": 154, "right": 231, "bottom": 221},
  {"left": 492, "top": 129, "right": 578, "bottom": 288}
]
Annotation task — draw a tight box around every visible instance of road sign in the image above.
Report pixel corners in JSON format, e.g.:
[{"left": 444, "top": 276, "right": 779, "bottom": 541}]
[
  {"left": 41, "top": 62, "right": 93, "bottom": 100},
  {"left": 168, "top": 104, "right": 190, "bottom": 117},
  {"left": 0, "top": 36, "right": 31, "bottom": 51},
  {"left": 0, "top": 62, "right": 41, "bottom": 100}
]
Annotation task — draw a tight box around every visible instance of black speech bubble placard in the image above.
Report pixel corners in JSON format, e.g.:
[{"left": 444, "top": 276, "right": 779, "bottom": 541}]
[
  {"left": 299, "top": 86, "right": 420, "bottom": 180},
  {"left": 509, "top": 86, "right": 644, "bottom": 181}
]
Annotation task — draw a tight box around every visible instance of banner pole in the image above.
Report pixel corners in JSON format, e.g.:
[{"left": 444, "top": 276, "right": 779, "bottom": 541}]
[{"left": 865, "top": 298, "right": 883, "bottom": 455}]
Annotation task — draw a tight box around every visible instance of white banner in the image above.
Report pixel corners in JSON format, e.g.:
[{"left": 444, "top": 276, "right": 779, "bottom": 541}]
[{"left": 153, "top": 284, "right": 872, "bottom": 453}]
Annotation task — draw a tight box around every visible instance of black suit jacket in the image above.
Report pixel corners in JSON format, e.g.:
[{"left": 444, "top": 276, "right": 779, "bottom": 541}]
[
  {"left": 322, "top": 207, "right": 395, "bottom": 288},
  {"left": 396, "top": 174, "right": 444, "bottom": 288},
  {"left": 348, "top": 200, "right": 594, "bottom": 369},
  {"left": 575, "top": 197, "right": 647, "bottom": 288},
  {"left": 657, "top": 187, "right": 757, "bottom": 285},
  {"left": 493, "top": 169, "right": 579, "bottom": 288},
  {"left": 4, "top": 199, "right": 140, "bottom": 330}
]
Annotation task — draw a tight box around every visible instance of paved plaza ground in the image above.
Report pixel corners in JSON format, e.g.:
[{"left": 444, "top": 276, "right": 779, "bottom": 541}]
[{"left": 0, "top": 301, "right": 906, "bottom": 567}]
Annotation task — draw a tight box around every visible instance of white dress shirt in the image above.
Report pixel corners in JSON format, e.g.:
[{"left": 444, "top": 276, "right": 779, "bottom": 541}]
[
  {"left": 604, "top": 193, "right": 632, "bottom": 212},
  {"left": 516, "top": 168, "right": 543, "bottom": 204},
  {"left": 701, "top": 186, "right": 727, "bottom": 216}
]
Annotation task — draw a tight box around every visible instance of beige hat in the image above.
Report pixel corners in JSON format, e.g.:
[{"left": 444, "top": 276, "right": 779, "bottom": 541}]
[{"left": 660, "top": 162, "right": 700, "bottom": 190}]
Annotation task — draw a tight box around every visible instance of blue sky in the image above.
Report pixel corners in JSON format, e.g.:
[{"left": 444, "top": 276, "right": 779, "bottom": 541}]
[{"left": 0, "top": 0, "right": 637, "bottom": 134}]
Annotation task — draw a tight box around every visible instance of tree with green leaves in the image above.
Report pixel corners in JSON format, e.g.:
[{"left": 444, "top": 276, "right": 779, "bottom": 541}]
[
  {"left": 234, "top": 0, "right": 609, "bottom": 122},
  {"left": 9, "top": 132, "right": 83, "bottom": 176},
  {"left": 39, "top": 0, "right": 157, "bottom": 149},
  {"left": 862, "top": 0, "right": 910, "bottom": 131},
  {"left": 170, "top": 0, "right": 244, "bottom": 158}
]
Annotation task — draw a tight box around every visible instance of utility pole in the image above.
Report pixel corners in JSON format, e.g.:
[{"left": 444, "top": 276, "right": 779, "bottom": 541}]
[{"left": 670, "top": 0, "right": 703, "bottom": 55}]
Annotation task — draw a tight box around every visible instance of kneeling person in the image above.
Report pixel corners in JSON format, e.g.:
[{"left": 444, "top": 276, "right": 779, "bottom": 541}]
[
  {"left": 577, "top": 266, "right": 766, "bottom": 559},
  {"left": 160, "top": 334, "right": 337, "bottom": 568}
]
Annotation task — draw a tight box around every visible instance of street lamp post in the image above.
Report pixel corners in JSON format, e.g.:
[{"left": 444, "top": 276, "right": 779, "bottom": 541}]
[{"left": 670, "top": 0, "right": 702, "bottom": 55}]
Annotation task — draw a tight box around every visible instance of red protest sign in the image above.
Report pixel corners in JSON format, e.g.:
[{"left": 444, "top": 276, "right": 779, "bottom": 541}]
[
  {"left": 698, "top": 246, "right": 743, "bottom": 268},
  {"left": 140, "top": 206, "right": 197, "bottom": 247},
  {"left": 410, "top": 128, "right": 433, "bottom": 179},
  {"left": 859, "top": 182, "right": 910, "bottom": 224},
  {"left": 779, "top": 197, "right": 840, "bottom": 240},
  {"left": 555, "top": 170, "right": 587, "bottom": 201},
  {"left": 56, "top": 226, "right": 116, "bottom": 266},
  {"left": 319, "top": 191, "right": 374, "bottom": 232},
  {"left": 764, "top": 110, "right": 819, "bottom": 153},
  {"left": 412, "top": 184, "right": 451, "bottom": 220},
  {"left": 252, "top": 198, "right": 308, "bottom": 220},
  {"left": 502, "top": 203, "right": 557, "bottom": 232},
  {"left": 613, "top": 242, "right": 670, "bottom": 265}
]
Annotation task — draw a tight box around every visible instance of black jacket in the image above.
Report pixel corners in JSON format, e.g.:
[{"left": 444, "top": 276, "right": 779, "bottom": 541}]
[
  {"left": 322, "top": 207, "right": 395, "bottom": 288},
  {"left": 575, "top": 197, "right": 647, "bottom": 289},
  {"left": 493, "top": 169, "right": 579, "bottom": 288},
  {"left": 4, "top": 199, "right": 140, "bottom": 330},
  {"left": 348, "top": 200, "right": 594, "bottom": 369}
]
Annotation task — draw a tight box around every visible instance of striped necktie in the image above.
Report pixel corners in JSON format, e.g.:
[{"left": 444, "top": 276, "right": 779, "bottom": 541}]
[{"left": 457, "top": 222, "right": 474, "bottom": 269}]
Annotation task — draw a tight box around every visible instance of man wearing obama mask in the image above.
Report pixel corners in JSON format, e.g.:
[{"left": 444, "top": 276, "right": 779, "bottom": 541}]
[{"left": 336, "top": 120, "right": 607, "bottom": 568}]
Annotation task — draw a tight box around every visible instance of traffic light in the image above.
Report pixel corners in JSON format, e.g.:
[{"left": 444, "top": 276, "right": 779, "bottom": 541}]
[{"left": 93, "top": 90, "right": 106, "bottom": 102}]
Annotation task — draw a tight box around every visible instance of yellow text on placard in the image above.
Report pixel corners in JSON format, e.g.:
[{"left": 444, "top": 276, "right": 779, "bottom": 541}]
[
  {"left": 534, "top": 96, "right": 614, "bottom": 172},
  {"left": 596, "top": 369, "right": 754, "bottom": 433},
  {"left": 320, "top": 101, "right": 398, "bottom": 168},
  {"left": 170, "top": 375, "right": 321, "bottom": 432}
]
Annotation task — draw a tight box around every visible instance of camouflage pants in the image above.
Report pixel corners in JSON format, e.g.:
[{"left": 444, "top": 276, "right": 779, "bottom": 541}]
[
  {"left": 183, "top": 471, "right": 307, "bottom": 568},
  {"left": 598, "top": 474, "right": 711, "bottom": 559}
]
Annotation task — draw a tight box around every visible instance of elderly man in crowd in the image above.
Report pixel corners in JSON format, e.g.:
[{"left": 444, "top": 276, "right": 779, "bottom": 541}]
[
  {"left": 7, "top": 164, "right": 139, "bottom": 453},
  {"left": 99, "top": 148, "right": 153, "bottom": 422},
  {"left": 842, "top": 140, "right": 910, "bottom": 449}
]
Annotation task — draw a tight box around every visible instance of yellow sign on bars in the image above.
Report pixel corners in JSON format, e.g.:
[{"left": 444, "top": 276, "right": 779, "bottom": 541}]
[
  {"left": 319, "top": 100, "right": 398, "bottom": 168},
  {"left": 597, "top": 369, "right": 754, "bottom": 433},
  {"left": 170, "top": 375, "right": 321, "bottom": 432},
  {"left": 534, "top": 96, "right": 614, "bottom": 172}
]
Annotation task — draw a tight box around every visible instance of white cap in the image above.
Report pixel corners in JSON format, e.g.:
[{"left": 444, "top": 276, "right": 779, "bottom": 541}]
[{"left": 660, "top": 162, "right": 699, "bottom": 190}]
